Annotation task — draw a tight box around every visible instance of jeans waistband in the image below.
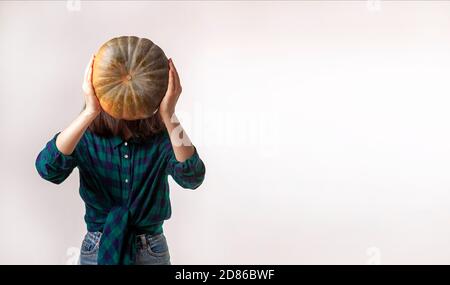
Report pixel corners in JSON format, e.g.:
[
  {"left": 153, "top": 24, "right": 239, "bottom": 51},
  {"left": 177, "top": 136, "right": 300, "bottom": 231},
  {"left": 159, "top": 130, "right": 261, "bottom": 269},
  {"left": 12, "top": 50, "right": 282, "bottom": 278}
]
[{"left": 85, "top": 231, "right": 163, "bottom": 249}]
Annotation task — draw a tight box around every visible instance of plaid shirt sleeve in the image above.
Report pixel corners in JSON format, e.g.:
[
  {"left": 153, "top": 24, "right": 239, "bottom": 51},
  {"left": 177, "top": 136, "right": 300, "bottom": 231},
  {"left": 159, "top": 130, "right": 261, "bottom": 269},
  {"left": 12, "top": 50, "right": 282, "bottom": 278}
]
[
  {"left": 35, "top": 131, "right": 79, "bottom": 185},
  {"left": 163, "top": 132, "right": 206, "bottom": 190}
]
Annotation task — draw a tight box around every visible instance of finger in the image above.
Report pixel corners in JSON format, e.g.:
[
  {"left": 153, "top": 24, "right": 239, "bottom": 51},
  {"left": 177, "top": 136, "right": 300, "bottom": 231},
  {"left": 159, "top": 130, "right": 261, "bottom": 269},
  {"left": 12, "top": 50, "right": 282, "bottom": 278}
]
[
  {"left": 88, "top": 55, "right": 95, "bottom": 84},
  {"left": 83, "top": 58, "right": 92, "bottom": 82},
  {"left": 84, "top": 54, "right": 94, "bottom": 82},
  {"left": 167, "top": 64, "right": 175, "bottom": 93},
  {"left": 169, "top": 59, "right": 179, "bottom": 85},
  {"left": 169, "top": 59, "right": 181, "bottom": 90}
]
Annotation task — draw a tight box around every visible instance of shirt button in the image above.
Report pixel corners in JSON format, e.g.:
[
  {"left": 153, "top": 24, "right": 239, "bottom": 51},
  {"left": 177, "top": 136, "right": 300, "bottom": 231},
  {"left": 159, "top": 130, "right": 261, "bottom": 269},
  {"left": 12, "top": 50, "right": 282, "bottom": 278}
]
[
  {"left": 124, "top": 154, "right": 129, "bottom": 159},
  {"left": 124, "top": 142, "right": 128, "bottom": 146},
  {"left": 125, "top": 179, "right": 129, "bottom": 183}
]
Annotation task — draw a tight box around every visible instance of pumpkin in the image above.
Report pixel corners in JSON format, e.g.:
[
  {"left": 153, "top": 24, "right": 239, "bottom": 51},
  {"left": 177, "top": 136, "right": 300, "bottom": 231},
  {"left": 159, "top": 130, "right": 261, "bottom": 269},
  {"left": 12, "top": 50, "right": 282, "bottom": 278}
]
[{"left": 92, "top": 36, "right": 169, "bottom": 120}]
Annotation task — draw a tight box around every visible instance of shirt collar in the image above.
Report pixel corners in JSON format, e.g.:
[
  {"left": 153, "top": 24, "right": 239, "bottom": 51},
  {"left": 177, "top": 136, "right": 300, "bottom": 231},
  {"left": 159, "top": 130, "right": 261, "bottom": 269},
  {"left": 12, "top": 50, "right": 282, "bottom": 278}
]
[
  {"left": 111, "top": 136, "right": 124, "bottom": 149},
  {"left": 111, "top": 135, "right": 154, "bottom": 149}
]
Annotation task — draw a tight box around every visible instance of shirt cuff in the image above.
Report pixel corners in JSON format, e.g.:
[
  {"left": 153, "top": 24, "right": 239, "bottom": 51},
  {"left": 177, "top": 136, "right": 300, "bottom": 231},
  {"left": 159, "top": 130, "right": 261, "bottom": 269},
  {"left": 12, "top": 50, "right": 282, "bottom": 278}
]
[
  {"left": 168, "top": 146, "right": 204, "bottom": 175},
  {"left": 45, "top": 131, "right": 77, "bottom": 167}
]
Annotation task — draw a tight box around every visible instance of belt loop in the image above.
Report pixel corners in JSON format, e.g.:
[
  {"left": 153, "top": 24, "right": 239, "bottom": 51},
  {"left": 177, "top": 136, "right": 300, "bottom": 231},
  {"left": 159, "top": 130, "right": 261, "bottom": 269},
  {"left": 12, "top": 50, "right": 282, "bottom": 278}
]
[
  {"left": 139, "top": 235, "right": 147, "bottom": 249},
  {"left": 95, "top": 231, "right": 102, "bottom": 246}
]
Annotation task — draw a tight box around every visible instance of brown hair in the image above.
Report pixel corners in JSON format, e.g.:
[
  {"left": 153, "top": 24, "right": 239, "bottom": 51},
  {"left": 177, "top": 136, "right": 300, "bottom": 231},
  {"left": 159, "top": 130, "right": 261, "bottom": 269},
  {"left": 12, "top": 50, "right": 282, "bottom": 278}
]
[{"left": 83, "top": 104, "right": 165, "bottom": 140}]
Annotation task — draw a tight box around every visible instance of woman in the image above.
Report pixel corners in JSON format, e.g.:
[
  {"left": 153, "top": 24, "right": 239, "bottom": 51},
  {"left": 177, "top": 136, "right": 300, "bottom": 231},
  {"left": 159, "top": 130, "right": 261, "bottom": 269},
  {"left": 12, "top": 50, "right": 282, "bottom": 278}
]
[{"left": 35, "top": 55, "right": 206, "bottom": 265}]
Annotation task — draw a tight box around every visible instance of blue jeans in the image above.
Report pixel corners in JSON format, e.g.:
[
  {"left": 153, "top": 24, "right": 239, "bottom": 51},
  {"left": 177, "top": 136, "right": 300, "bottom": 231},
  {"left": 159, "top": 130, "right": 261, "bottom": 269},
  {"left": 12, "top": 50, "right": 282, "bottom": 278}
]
[{"left": 78, "top": 231, "right": 171, "bottom": 265}]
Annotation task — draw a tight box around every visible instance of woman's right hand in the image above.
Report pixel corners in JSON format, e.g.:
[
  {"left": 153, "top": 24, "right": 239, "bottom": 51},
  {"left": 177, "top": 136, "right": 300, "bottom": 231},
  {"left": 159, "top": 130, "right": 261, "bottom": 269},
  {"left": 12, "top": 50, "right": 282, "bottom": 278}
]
[{"left": 82, "top": 54, "right": 102, "bottom": 117}]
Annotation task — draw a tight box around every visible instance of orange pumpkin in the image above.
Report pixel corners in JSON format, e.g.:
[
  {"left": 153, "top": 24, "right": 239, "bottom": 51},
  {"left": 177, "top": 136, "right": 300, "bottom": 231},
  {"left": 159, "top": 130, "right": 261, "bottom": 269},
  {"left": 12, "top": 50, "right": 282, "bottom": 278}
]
[{"left": 92, "top": 36, "right": 169, "bottom": 120}]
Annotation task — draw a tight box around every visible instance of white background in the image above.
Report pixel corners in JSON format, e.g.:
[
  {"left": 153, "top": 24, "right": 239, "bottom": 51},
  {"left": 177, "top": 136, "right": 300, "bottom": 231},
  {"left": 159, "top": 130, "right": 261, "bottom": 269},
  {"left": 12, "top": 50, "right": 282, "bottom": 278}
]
[{"left": 1, "top": 1, "right": 450, "bottom": 264}]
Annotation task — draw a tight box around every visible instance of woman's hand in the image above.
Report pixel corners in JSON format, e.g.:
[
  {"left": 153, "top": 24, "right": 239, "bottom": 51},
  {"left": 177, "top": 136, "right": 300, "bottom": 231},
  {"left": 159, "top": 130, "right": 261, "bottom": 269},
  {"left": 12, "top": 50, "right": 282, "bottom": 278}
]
[
  {"left": 82, "top": 54, "right": 102, "bottom": 117},
  {"left": 158, "top": 58, "right": 195, "bottom": 161},
  {"left": 159, "top": 58, "right": 182, "bottom": 121}
]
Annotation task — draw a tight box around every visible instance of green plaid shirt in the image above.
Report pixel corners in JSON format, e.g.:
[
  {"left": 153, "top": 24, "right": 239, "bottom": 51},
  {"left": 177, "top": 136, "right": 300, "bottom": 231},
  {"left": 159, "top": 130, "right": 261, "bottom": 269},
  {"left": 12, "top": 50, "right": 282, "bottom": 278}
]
[{"left": 35, "top": 129, "right": 206, "bottom": 264}]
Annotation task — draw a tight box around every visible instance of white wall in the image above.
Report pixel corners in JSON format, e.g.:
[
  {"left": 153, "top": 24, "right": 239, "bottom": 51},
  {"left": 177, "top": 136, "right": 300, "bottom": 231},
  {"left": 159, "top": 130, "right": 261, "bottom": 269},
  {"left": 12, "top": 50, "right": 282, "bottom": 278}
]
[{"left": 1, "top": 0, "right": 450, "bottom": 264}]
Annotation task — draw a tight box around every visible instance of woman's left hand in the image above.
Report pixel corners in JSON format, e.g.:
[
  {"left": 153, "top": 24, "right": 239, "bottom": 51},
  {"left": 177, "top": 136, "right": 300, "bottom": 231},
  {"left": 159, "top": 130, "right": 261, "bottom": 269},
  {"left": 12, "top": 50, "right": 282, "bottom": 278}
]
[{"left": 159, "top": 58, "right": 182, "bottom": 121}]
